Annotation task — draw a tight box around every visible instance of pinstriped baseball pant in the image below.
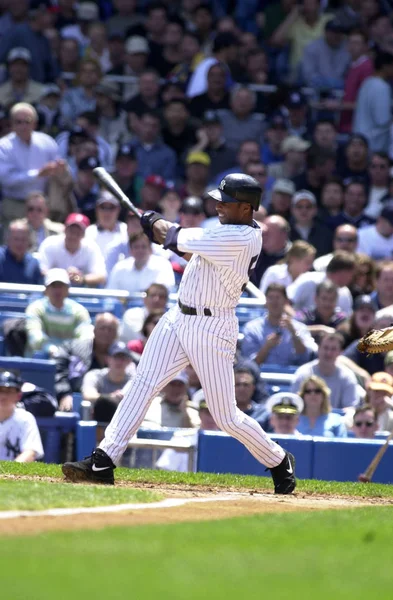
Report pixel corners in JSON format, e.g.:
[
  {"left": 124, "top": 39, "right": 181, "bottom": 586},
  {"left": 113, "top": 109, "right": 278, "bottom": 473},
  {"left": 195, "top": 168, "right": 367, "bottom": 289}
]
[{"left": 100, "top": 306, "right": 286, "bottom": 468}]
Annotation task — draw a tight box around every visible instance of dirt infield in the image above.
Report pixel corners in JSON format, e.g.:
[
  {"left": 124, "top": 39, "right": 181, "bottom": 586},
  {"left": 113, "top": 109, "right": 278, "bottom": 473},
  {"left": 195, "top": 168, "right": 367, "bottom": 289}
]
[{"left": 1, "top": 476, "right": 392, "bottom": 537}]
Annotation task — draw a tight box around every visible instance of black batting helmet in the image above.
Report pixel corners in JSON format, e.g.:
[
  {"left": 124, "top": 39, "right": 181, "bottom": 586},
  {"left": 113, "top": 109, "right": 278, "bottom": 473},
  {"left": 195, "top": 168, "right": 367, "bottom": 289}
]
[{"left": 207, "top": 173, "right": 261, "bottom": 212}]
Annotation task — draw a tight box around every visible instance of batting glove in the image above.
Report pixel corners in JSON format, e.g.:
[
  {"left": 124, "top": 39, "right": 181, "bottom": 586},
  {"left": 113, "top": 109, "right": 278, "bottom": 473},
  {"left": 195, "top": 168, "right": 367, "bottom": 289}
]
[{"left": 141, "top": 211, "right": 164, "bottom": 242}]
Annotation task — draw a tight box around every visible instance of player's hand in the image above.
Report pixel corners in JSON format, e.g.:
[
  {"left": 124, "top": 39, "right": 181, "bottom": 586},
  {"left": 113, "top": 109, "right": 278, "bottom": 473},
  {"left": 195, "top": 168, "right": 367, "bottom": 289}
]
[{"left": 141, "top": 210, "right": 164, "bottom": 242}]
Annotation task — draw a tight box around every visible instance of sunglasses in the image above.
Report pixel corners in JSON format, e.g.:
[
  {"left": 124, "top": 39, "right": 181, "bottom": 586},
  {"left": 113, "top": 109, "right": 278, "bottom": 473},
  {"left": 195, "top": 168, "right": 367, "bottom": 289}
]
[
  {"left": 354, "top": 421, "right": 374, "bottom": 427},
  {"left": 98, "top": 204, "right": 117, "bottom": 211},
  {"left": 304, "top": 388, "right": 323, "bottom": 394},
  {"left": 335, "top": 237, "right": 357, "bottom": 243}
]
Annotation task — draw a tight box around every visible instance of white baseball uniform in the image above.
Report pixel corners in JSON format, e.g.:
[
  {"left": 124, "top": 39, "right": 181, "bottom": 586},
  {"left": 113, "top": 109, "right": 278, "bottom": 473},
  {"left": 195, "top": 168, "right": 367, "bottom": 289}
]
[
  {"left": 0, "top": 408, "right": 44, "bottom": 461},
  {"left": 100, "top": 223, "right": 286, "bottom": 468}
]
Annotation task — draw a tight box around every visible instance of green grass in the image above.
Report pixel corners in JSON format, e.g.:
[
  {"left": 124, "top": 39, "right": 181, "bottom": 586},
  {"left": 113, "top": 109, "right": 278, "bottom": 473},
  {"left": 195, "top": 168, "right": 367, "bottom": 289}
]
[
  {"left": 2, "top": 508, "right": 393, "bottom": 600},
  {"left": 2, "top": 460, "right": 393, "bottom": 499}
]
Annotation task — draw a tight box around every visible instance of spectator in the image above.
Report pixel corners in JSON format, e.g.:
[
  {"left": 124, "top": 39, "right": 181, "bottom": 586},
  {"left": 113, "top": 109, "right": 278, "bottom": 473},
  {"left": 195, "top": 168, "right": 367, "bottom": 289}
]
[
  {"left": 84, "top": 22, "right": 112, "bottom": 73},
  {"left": 261, "top": 112, "right": 288, "bottom": 166},
  {"left": 128, "top": 309, "right": 165, "bottom": 357},
  {"left": 61, "top": 2, "right": 99, "bottom": 49},
  {"left": 190, "top": 111, "right": 237, "bottom": 181},
  {"left": 343, "top": 310, "right": 392, "bottom": 377},
  {"left": 189, "top": 62, "right": 231, "bottom": 119},
  {"left": 95, "top": 82, "right": 127, "bottom": 153},
  {"left": 287, "top": 251, "right": 356, "bottom": 316},
  {"left": 233, "top": 365, "right": 268, "bottom": 426},
  {"left": 21, "top": 191, "right": 64, "bottom": 253},
  {"left": 140, "top": 174, "right": 168, "bottom": 211},
  {"left": 73, "top": 111, "right": 113, "bottom": 171},
  {"left": 70, "top": 156, "right": 100, "bottom": 223},
  {"left": 364, "top": 372, "right": 393, "bottom": 432},
  {"left": 111, "top": 36, "right": 150, "bottom": 101},
  {"left": 319, "top": 176, "right": 344, "bottom": 222},
  {"left": 301, "top": 19, "right": 350, "bottom": 89},
  {"left": 107, "top": 231, "right": 175, "bottom": 293},
  {"left": 337, "top": 134, "right": 369, "bottom": 182},
  {"left": 85, "top": 192, "right": 128, "bottom": 259},
  {"left": 330, "top": 179, "right": 374, "bottom": 230},
  {"left": 357, "top": 203, "right": 393, "bottom": 260},
  {"left": 130, "top": 110, "right": 177, "bottom": 182},
  {"left": 124, "top": 69, "right": 162, "bottom": 118},
  {"left": 314, "top": 224, "right": 358, "bottom": 272},
  {"left": 214, "top": 139, "right": 261, "bottom": 185},
  {"left": 312, "top": 120, "right": 339, "bottom": 155},
  {"left": 337, "top": 294, "right": 376, "bottom": 349},
  {"left": 251, "top": 215, "right": 291, "bottom": 287},
  {"left": 159, "top": 189, "right": 182, "bottom": 223},
  {"left": 180, "top": 152, "right": 210, "bottom": 199},
  {"left": 170, "top": 31, "right": 204, "bottom": 89},
  {"left": 353, "top": 50, "right": 393, "bottom": 153},
  {"left": 244, "top": 160, "right": 270, "bottom": 209},
  {"left": 291, "top": 332, "right": 360, "bottom": 409},
  {"left": 36, "top": 84, "right": 63, "bottom": 139},
  {"left": 265, "top": 392, "right": 304, "bottom": 436},
  {"left": 351, "top": 404, "right": 378, "bottom": 439},
  {"left": 161, "top": 99, "right": 197, "bottom": 162},
  {"left": 292, "top": 148, "right": 336, "bottom": 203},
  {"left": 150, "top": 17, "right": 184, "bottom": 78},
  {"left": 111, "top": 144, "right": 144, "bottom": 206},
  {"left": 0, "top": 102, "right": 68, "bottom": 228},
  {"left": 365, "top": 152, "right": 391, "bottom": 219},
  {"left": 106, "top": 0, "right": 144, "bottom": 38},
  {"left": 219, "top": 85, "right": 265, "bottom": 153},
  {"left": 187, "top": 31, "right": 237, "bottom": 98},
  {"left": 241, "top": 283, "right": 317, "bottom": 367},
  {"left": 82, "top": 341, "right": 136, "bottom": 422},
  {"left": 289, "top": 190, "right": 333, "bottom": 258},
  {"left": 384, "top": 352, "right": 393, "bottom": 378},
  {"left": 58, "top": 38, "right": 80, "bottom": 79},
  {"left": 59, "top": 59, "right": 101, "bottom": 126},
  {"left": 267, "top": 179, "right": 295, "bottom": 221},
  {"left": 370, "top": 261, "right": 393, "bottom": 310},
  {"left": 260, "top": 240, "right": 316, "bottom": 294},
  {"left": 38, "top": 213, "right": 107, "bottom": 287},
  {"left": 297, "top": 280, "right": 347, "bottom": 338},
  {"left": 55, "top": 312, "right": 119, "bottom": 411},
  {"left": 25, "top": 268, "right": 93, "bottom": 357},
  {"left": 0, "top": 47, "right": 45, "bottom": 108},
  {"left": 350, "top": 253, "right": 376, "bottom": 298},
  {"left": 120, "top": 283, "right": 168, "bottom": 343},
  {"left": 268, "top": 136, "right": 310, "bottom": 180},
  {"left": 0, "top": 5, "right": 58, "bottom": 83},
  {"left": 0, "top": 1, "right": 29, "bottom": 39},
  {"left": 0, "top": 219, "right": 43, "bottom": 284},
  {"left": 297, "top": 375, "right": 347, "bottom": 437},
  {"left": 284, "top": 90, "right": 310, "bottom": 139},
  {"left": 0, "top": 371, "right": 44, "bottom": 462},
  {"left": 142, "top": 372, "right": 200, "bottom": 429},
  {"left": 179, "top": 197, "right": 206, "bottom": 228}
]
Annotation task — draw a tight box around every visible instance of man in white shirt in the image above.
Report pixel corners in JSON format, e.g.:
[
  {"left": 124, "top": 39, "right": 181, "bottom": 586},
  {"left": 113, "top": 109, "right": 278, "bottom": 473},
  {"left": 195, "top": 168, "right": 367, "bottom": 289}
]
[
  {"left": 107, "top": 231, "right": 175, "bottom": 293},
  {"left": 85, "top": 191, "right": 128, "bottom": 258},
  {"left": 357, "top": 203, "right": 393, "bottom": 260},
  {"left": 38, "top": 213, "right": 107, "bottom": 287},
  {"left": 313, "top": 224, "right": 358, "bottom": 272},
  {"left": 287, "top": 251, "right": 356, "bottom": 316}
]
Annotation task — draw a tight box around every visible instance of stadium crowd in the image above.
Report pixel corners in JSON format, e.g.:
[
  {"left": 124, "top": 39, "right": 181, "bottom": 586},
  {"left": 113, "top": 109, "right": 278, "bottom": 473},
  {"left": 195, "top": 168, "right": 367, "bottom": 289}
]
[{"left": 2, "top": 0, "right": 393, "bottom": 466}]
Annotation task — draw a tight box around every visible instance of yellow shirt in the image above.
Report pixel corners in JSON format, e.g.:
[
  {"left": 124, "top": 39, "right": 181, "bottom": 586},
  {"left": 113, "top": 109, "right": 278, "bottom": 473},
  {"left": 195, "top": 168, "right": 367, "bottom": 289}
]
[{"left": 289, "top": 14, "right": 332, "bottom": 72}]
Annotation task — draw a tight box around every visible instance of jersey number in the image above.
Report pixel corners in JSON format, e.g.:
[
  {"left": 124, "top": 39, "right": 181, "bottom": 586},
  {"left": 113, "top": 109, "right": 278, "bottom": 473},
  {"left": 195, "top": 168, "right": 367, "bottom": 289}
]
[{"left": 242, "top": 255, "right": 258, "bottom": 291}]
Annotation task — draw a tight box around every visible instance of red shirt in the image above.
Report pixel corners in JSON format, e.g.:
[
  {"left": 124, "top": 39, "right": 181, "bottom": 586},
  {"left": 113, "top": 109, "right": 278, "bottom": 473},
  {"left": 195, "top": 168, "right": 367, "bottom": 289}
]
[{"left": 339, "top": 56, "right": 374, "bottom": 133}]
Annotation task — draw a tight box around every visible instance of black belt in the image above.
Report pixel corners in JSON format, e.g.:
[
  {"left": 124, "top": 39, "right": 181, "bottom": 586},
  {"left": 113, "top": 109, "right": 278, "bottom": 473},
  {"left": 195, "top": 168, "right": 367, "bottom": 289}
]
[{"left": 178, "top": 300, "right": 212, "bottom": 316}]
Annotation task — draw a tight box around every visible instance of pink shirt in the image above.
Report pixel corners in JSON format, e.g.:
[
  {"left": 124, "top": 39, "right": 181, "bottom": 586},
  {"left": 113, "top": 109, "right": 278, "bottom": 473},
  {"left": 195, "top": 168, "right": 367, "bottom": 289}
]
[{"left": 339, "top": 56, "right": 374, "bottom": 133}]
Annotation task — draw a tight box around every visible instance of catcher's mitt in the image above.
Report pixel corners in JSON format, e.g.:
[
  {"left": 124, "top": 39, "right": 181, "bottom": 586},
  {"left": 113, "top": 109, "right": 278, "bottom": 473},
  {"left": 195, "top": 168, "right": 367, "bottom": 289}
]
[{"left": 357, "top": 327, "right": 393, "bottom": 354}]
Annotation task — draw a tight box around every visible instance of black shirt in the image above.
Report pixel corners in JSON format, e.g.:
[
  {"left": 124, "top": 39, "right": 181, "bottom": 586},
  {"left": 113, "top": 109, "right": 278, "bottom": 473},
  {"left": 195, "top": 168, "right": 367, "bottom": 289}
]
[{"left": 188, "top": 92, "right": 230, "bottom": 120}]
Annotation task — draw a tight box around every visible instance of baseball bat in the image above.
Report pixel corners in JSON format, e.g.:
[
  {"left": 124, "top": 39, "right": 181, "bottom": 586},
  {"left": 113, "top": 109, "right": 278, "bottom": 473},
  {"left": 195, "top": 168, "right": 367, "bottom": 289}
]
[
  {"left": 358, "top": 431, "right": 393, "bottom": 483},
  {"left": 93, "top": 167, "right": 141, "bottom": 218}
]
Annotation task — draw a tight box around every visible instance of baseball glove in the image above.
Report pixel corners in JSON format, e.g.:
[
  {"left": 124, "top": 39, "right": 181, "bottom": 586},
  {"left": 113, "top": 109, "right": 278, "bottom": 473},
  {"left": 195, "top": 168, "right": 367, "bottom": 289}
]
[{"left": 357, "top": 327, "right": 393, "bottom": 354}]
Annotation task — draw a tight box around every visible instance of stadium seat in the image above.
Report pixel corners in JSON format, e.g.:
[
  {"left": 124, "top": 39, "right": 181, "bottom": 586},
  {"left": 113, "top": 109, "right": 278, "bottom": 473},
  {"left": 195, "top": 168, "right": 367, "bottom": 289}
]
[
  {"left": 37, "top": 412, "right": 80, "bottom": 463},
  {"left": 0, "top": 357, "right": 56, "bottom": 393}
]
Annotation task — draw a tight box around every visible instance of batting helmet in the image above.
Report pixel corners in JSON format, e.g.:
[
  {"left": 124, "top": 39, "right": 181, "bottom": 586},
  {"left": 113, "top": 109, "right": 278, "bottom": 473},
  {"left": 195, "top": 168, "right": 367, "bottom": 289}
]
[
  {"left": 207, "top": 173, "right": 261, "bottom": 212},
  {"left": 0, "top": 371, "right": 22, "bottom": 389}
]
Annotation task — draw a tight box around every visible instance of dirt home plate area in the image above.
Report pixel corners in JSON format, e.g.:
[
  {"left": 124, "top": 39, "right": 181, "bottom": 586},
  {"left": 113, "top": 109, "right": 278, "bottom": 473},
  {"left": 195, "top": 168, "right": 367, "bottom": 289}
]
[{"left": 1, "top": 475, "right": 392, "bottom": 537}]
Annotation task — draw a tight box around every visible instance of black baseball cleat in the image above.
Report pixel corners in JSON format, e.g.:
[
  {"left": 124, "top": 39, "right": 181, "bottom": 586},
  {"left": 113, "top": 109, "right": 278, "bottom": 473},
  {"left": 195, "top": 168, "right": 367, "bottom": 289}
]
[
  {"left": 62, "top": 448, "right": 116, "bottom": 485},
  {"left": 269, "top": 451, "right": 296, "bottom": 494}
]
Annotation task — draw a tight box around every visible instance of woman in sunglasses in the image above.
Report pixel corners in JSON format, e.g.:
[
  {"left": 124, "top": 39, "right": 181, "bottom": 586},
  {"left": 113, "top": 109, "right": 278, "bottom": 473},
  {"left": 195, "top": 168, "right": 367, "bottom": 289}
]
[{"left": 297, "top": 375, "right": 347, "bottom": 437}]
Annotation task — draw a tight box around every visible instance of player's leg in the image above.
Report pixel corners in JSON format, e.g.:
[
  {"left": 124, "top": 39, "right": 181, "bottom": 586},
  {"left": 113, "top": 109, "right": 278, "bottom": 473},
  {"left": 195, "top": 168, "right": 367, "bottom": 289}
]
[{"left": 62, "top": 310, "right": 189, "bottom": 483}]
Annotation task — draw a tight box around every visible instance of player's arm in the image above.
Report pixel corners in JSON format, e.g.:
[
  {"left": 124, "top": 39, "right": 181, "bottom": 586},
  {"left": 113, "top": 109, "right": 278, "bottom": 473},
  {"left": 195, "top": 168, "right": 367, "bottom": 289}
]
[{"left": 142, "top": 213, "right": 193, "bottom": 261}]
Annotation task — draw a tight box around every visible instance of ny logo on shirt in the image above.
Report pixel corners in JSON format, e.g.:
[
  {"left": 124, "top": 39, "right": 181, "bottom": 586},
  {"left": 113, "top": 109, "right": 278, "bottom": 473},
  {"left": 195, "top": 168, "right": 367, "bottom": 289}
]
[{"left": 5, "top": 437, "right": 21, "bottom": 460}]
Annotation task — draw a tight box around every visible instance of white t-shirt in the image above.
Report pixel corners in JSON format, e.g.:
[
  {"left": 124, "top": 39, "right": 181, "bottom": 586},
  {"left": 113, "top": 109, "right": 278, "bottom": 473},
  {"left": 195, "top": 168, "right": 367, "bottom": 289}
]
[
  {"left": 107, "top": 254, "right": 175, "bottom": 294},
  {"left": 259, "top": 263, "right": 292, "bottom": 293},
  {"left": 365, "top": 186, "right": 389, "bottom": 219},
  {"left": 38, "top": 234, "right": 107, "bottom": 278},
  {"left": 119, "top": 306, "right": 147, "bottom": 342},
  {"left": 313, "top": 253, "right": 333, "bottom": 272},
  {"left": 85, "top": 222, "right": 128, "bottom": 258},
  {"left": 287, "top": 271, "right": 353, "bottom": 316},
  {"left": 357, "top": 226, "right": 393, "bottom": 260},
  {"left": 0, "top": 408, "right": 44, "bottom": 461}
]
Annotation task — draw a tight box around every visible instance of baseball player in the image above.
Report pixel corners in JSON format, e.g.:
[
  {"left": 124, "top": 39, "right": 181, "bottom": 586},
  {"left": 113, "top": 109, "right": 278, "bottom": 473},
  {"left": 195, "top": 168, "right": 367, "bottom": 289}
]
[
  {"left": 0, "top": 371, "right": 44, "bottom": 462},
  {"left": 62, "top": 173, "right": 296, "bottom": 493}
]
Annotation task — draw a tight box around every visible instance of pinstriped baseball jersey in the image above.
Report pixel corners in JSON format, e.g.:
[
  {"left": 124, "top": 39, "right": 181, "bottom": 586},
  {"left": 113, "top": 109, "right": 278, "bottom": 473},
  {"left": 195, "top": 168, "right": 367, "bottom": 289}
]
[{"left": 177, "top": 223, "right": 262, "bottom": 310}]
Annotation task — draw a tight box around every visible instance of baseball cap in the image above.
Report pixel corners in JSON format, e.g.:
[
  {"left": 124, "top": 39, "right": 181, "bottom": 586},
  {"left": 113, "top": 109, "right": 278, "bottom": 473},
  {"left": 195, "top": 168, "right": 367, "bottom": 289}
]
[
  {"left": 367, "top": 372, "right": 393, "bottom": 395},
  {"left": 41, "top": 84, "right": 61, "bottom": 98},
  {"left": 116, "top": 144, "right": 136, "bottom": 160},
  {"left": 191, "top": 388, "right": 208, "bottom": 410},
  {"left": 180, "top": 196, "right": 204, "bottom": 215},
  {"left": 281, "top": 136, "right": 311, "bottom": 154},
  {"left": 0, "top": 371, "right": 22, "bottom": 390},
  {"left": 286, "top": 91, "right": 306, "bottom": 109},
  {"left": 292, "top": 190, "right": 317, "bottom": 207},
  {"left": 97, "top": 190, "right": 120, "bottom": 207},
  {"left": 265, "top": 392, "right": 304, "bottom": 415},
  {"left": 77, "top": 156, "right": 100, "bottom": 171},
  {"left": 45, "top": 268, "right": 70, "bottom": 287},
  {"left": 202, "top": 110, "right": 221, "bottom": 124},
  {"left": 95, "top": 81, "right": 121, "bottom": 102},
  {"left": 267, "top": 111, "right": 289, "bottom": 129},
  {"left": 108, "top": 341, "right": 133, "bottom": 358},
  {"left": 145, "top": 174, "right": 167, "bottom": 189},
  {"left": 65, "top": 213, "right": 90, "bottom": 230},
  {"left": 170, "top": 371, "right": 189, "bottom": 385},
  {"left": 272, "top": 179, "right": 295, "bottom": 196},
  {"left": 325, "top": 19, "right": 344, "bottom": 33},
  {"left": 384, "top": 351, "right": 393, "bottom": 367},
  {"left": 125, "top": 35, "right": 149, "bottom": 54},
  {"left": 353, "top": 294, "right": 376, "bottom": 312},
  {"left": 186, "top": 151, "right": 211, "bottom": 167},
  {"left": 380, "top": 203, "right": 393, "bottom": 227},
  {"left": 7, "top": 47, "right": 31, "bottom": 63},
  {"left": 76, "top": 1, "right": 99, "bottom": 21}
]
